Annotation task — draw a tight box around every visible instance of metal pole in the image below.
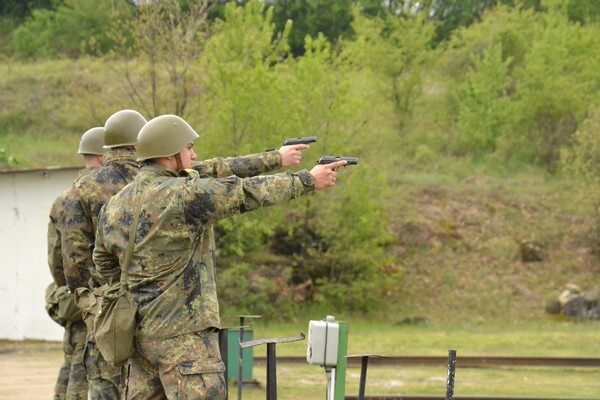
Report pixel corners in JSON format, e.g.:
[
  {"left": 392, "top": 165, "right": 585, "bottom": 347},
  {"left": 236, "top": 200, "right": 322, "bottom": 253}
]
[
  {"left": 266, "top": 342, "right": 277, "bottom": 400},
  {"left": 240, "top": 333, "right": 303, "bottom": 400},
  {"left": 358, "top": 356, "right": 369, "bottom": 400},
  {"left": 218, "top": 329, "right": 229, "bottom": 400},
  {"left": 238, "top": 316, "right": 245, "bottom": 400},
  {"left": 445, "top": 349, "right": 457, "bottom": 400}
]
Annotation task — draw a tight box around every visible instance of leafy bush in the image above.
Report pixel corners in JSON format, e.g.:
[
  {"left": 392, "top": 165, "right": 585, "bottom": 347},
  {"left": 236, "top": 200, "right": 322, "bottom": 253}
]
[
  {"left": 341, "top": 6, "right": 434, "bottom": 123},
  {"left": 0, "top": 148, "right": 18, "bottom": 168},
  {"left": 561, "top": 108, "right": 600, "bottom": 250},
  {"left": 567, "top": 0, "right": 600, "bottom": 24},
  {"left": 438, "top": 5, "right": 600, "bottom": 169},
  {"left": 13, "top": 0, "right": 132, "bottom": 58},
  {"left": 452, "top": 42, "right": 513, "bottom": 157}
]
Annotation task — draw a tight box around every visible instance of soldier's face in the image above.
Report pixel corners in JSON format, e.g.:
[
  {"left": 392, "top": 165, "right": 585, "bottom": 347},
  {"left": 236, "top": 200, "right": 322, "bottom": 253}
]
[{"left": 179, "top": 143, "right": 197, "bottom": 169}]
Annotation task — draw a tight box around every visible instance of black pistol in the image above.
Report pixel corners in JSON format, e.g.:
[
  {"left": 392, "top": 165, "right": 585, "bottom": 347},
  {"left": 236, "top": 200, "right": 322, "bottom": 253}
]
[
  {"left": 317, "top": 156, "right": 359, "bottom": 166},
  {"left": 283, "top": 136, "right": 317, "bottom": 146}
]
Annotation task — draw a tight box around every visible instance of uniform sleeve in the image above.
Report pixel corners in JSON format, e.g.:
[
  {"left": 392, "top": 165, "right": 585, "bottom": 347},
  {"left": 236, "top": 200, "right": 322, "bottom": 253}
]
[
  {"left": 192, "top": 151, "right": 282, "bottom": 178},
  {"left": 182, "top": 169, "right": 315, "bottom": 225},
  {"left": 47, "top": 198, "right": 66, "bottom": 287},
  {"left": 61, "top": 187, "right": 94, "bottom": 291},
  {"left": 93, "top": 206, "right": 120, "bottom": 282}
]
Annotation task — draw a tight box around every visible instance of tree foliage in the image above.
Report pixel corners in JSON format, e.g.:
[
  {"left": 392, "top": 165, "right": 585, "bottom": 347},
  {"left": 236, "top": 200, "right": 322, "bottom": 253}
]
[
  {"left": 271, "top": 0, "right": 355, "bottom": 56},
  {"left": 342, "top": 6, "right": 434, "bottom": 124},
  {"left": 200, "top": 0, "right": 392, "bottom": 314},
  {"left": 567, "top": 0, "right": 600, "bottom": 24},
  {"left": 0, "top": 0, "right": 56, "bottom": 20},
  {"left": 561, "top": 109, "right": 600, "bottom": 250},
  {"left": 108, "top": 0, "right": 209, "bottom": 118},
  {"left": 12, "top": 0, "right": 133, "bottom": 58}
]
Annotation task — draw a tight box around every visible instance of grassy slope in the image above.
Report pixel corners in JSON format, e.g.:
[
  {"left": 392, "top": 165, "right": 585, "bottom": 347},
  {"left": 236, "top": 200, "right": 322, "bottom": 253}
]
[
  {"left": 2, "top": 59, "right": 599, "bottom": 327},
  {"left": 386, "top": 167, "right": 600, "bottom": 325},
  {"left": 0, "top": 59, "right": 128, "bottom": 168}
]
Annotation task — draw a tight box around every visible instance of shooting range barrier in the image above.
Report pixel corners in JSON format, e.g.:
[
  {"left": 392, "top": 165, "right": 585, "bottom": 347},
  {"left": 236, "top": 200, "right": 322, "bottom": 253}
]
[{"left": 219, "top": 316, "right": 600, "bottom": 400}]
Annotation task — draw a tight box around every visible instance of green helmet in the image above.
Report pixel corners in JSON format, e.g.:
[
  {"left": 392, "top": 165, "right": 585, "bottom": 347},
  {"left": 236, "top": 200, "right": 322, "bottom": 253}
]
[
  {"left": 77, "top": 127, "right": 105, "bottom": 155},
  {"left": 103, "top": 109, "right": 147, "bottom": 149},
  {"left": 137, "top": 114, "right": 199, "bottom": 161}
]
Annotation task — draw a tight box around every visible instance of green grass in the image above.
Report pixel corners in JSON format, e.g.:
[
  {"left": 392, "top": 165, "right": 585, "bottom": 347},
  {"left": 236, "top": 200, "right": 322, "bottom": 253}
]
[
  {"left": 0, "top": 58, "right": 130, "bottom": 168},
  {"left": 242, "top": 320, "right": 600, "bottom": 358},
  {"left": 231, "top": 365, "right": 600, "bottom": 399},
  {"left": 0, "top": 131, "right": 80, "bottom": 168}
]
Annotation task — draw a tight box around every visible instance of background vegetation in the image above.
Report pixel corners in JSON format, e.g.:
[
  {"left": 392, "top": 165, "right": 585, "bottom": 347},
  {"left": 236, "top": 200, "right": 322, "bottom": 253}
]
[{"left": 2, "top": 0, "right": 600, "bottom": 324}]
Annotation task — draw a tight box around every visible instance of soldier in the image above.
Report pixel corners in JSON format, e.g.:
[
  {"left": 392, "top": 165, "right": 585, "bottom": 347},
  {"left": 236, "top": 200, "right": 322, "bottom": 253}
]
[
  {"left": 62, "top": 109, "right": 147, "bottom": 399},
  {"left": 47, "top": 127, "right": 105, "bottom": 400},
  {"left": 93, "top": 115, "right": 344, "bottom": 399}
]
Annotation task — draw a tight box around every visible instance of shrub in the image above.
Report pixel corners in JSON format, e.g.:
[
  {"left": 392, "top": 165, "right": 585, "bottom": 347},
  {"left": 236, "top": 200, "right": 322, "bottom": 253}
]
[{"left": 13, "top": 0, "right": 132, "bottom": 58}]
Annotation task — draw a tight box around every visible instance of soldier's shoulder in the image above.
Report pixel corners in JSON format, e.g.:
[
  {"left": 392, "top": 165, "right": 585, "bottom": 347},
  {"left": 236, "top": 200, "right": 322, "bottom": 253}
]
[
  {"left": 178, "top": 168, "right": 200, "bottom": 179},
  {"left": 49, "top": 191, "right": 69, "bottom": 218}
]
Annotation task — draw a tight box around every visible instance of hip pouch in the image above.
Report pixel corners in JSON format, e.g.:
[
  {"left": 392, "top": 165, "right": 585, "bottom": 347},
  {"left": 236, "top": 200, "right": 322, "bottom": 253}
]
[{"left": 94, "top": 282, "right": 137, "bottom": 367}]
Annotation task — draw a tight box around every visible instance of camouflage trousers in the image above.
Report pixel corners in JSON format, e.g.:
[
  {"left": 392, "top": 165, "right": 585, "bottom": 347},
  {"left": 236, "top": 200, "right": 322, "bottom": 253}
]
[
  {"left": 54, "top": 320, "right": 88, "bottom": 400},
  {"left": 84, "top": 340, "right": 122, "bottom": 400},
  {"left": 125, "top": 329, "right": 226, "bottom": 400}
]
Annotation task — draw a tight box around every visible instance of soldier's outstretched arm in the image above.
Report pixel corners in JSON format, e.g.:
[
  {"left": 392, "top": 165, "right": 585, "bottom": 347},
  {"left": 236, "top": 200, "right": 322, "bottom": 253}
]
[
  {"left": 60, "top": 188, "right": 94, "bottom": 291},
  {"left": 181, "top": 160, "right": 344, "bottom": 225},
  {"left": 192, "top": 150, "right": 282, "bottom": 178},
  {"left": 181, "top": 170, "right": 315, "bottom": 224},
  {"left": 192, "top": 144, "right": 309, "bottom": 178}
]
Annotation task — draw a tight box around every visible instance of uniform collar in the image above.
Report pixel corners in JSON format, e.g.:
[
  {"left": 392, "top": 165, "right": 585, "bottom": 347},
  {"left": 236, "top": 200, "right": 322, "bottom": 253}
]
[
  {"left": 140, "top": 163, "right": 178, "bottom": 178},
  {"left": 77, "top": 168, "right": 94, "bottom": 179},
  {"left": 101, "top": 147, "right": 138, "bottom": 167}
]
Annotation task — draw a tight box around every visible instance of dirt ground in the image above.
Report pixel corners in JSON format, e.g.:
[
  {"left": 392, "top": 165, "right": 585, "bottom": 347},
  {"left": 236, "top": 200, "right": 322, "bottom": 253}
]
[{"left": 0, "top": 341, "right": 63, "bottom": 399}]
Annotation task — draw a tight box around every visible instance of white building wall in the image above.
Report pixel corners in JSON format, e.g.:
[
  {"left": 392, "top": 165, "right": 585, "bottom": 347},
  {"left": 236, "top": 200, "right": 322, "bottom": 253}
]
[{"left": 0, "top": 167, "right": 79, "bottom": 341}]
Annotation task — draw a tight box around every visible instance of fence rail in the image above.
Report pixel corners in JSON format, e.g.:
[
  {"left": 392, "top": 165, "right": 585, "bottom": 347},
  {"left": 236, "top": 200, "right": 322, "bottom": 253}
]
[{"left": 253, "top": 356, "right": 600, "bottom": 368}]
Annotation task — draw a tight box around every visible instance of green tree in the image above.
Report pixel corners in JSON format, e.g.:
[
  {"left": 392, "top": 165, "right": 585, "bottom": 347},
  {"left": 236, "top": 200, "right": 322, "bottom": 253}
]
[
  {"left": 108, "top": 0, "right": 209, "bottom": 118},
  {"left": 12, "top": 0, "right": 133, "bottom": 58},
  {"left": 425, "top": 0, "right": 542, "bottom": 44},
  {"left": 561, "top": 108, "right": 600, "bottom": 251},
  {"left": 342, "top": 6, "right": 435, "bottom": 124},
  {"left": 202, "top": 0, "right": 392, "bottom": 314},
  {"left": 510, "top": 8, "right": 600, "bottom": 168},
  {"left": 271, "top": 0, "right": 355, "bottom": 56},
  {"left": 453, "top": 42, "right": 513, "bottom": 157},
  {"left": 567, "top": 0, "right": 600, "bottom": 24},
  {"left": 201, "top": 0, "right": 291, "bottom": 153},
  {"left": 0, "top": 0, "right": 56, "bottom": 20}
]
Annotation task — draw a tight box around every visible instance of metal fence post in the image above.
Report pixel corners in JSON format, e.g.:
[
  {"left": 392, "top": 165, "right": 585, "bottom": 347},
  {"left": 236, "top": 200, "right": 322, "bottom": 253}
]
[{"left": 445, "top": 349, "right": 457, "bottom": 400}]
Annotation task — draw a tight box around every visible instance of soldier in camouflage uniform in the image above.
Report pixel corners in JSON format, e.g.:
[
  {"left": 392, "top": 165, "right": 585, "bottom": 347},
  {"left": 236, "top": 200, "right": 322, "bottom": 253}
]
[
  {"left": 93, "top": 114, "right": 344, "bottom": 399},
  {"left": 47, "top": 127, "right": 105, "bottom": 400},
  {"left": 61, "top": 109, "right": 147, "bottom": 399}
]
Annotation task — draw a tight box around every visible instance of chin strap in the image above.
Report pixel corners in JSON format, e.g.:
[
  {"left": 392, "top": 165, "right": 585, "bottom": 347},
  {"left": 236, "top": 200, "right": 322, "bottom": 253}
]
[{"left": 175, "top": 153, "right": 184, "bottom": 171}]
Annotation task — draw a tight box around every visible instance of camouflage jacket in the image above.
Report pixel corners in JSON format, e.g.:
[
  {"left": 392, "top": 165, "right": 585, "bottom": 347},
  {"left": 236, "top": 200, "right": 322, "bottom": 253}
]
[
  {"left": 48, "top": 168, "right": 93, "bottom": 287},
  {"left": 93, "top": 161, "right": 314, "bottom": 340},
  {"left": 61, "top": 148, "right": 140, "bottom": 292}
]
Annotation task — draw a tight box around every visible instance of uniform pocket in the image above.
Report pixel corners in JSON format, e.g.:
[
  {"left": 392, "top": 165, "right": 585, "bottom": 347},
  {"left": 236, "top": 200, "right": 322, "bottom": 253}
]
[
  {"left": 83, "top": 342, "right": 100, "bottom": 380},
  {"left": 176, "top": 360, "right": 226, "bottom": 400},
  {"left": 177, "top": 359, "right": 225, "bottom": 375}
]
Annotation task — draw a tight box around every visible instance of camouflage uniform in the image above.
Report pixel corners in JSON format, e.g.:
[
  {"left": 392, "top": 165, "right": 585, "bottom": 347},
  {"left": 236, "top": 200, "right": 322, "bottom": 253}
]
[
  {"left": 93, "top": 151, "right": 310, "bottom": 399},
  {"left": 62, "top": 148, "right": 140, "bottom": 399},
  {"left": 48, "top": 169, "right": 91, "bottom": 400}
]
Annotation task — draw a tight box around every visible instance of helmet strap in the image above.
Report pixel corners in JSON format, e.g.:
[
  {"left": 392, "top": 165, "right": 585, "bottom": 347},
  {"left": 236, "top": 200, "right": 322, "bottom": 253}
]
[{"left": 175, "top": 153, "right": 184, "bottom": 171}]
